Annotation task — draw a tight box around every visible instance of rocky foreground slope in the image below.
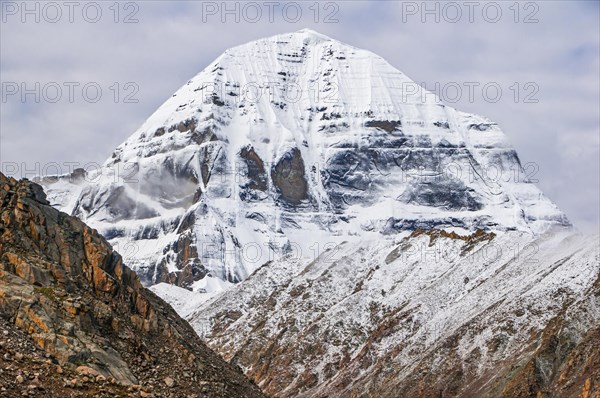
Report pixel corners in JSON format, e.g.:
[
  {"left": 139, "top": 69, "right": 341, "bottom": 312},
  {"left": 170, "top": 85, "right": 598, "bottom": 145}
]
[{"left": 0, "top": 173, "right": 265, "bottom": 397}]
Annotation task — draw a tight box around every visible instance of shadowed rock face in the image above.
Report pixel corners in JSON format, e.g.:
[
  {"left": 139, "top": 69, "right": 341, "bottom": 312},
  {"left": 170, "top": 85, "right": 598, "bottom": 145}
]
[
  {"left": 364, "top": 120, "right": 402, "bottom": 133},
  {"left": 0, "top": 173, "right": 265, "bottom": 397},
  {"left": 155, "top": 231, "right": 207, "bottom": 289},
  {"left": 103, "top": 185, "right": 161, "bottom": 221},
  {"left": 399, "top": 179, "right": 484, "bottom": 211},
  {"left": 271, "top": 147, "right": 308, "bottom": 205},
  {"left": 240, "top": 146, "right": 268, "bottom": 193}
]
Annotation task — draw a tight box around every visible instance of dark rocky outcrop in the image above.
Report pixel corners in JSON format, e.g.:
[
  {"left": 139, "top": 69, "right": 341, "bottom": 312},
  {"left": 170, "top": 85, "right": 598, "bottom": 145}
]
[
  {"left": 155, "top": 231, "right": 207, "bottom": 290},
  {"left": 0, "top": 173, "right": 265, "bottom": 397},
  {"left": 364, "top": 120, "right": 402, "bottom": 133},
  {"left": 398, "top": 179, "right": 484, "bottom": 211},
  {"left": 271, "top": 148, "right": 308, "bottom": 205},
  {"left": 240, "top": 146, "right": 268, "bottom": 192}
]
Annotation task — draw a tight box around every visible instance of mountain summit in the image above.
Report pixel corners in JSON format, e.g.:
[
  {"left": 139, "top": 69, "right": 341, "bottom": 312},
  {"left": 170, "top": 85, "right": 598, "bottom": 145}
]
[{"left": 42, "top": 29, "right": 570, "bottom": 292}]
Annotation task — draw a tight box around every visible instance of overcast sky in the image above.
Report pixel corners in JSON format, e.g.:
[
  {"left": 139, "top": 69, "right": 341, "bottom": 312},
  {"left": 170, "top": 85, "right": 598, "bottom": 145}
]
[{"left": 1, "top": 1, "right": 598, "bottom": 233}]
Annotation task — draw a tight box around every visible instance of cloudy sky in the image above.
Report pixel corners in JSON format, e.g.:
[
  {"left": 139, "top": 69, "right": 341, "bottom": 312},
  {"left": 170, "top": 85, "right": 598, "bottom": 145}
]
[{"left": 1, "top": 1, "right": 598, "bottom": 233}]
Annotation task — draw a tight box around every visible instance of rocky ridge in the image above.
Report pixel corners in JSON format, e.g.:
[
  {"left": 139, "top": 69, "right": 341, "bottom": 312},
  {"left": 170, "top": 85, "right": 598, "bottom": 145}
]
[{"left": 0, "top": 173, "right": 265, "bottom": 398}]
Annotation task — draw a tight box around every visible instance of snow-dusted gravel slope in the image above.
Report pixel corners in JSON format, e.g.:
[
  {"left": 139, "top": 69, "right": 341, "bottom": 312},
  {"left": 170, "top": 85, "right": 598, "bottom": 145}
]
[{"left": 187, "top": 228, "right": 598, "bottom": 397}]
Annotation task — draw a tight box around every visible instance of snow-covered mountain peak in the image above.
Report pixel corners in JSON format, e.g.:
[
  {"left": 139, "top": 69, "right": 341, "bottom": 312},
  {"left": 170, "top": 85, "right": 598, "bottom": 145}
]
[
  {"left": 240, "top": 28, "right": 336, "bottom": 47},
  {"left": 294, "top": 27, "right": 332, "bottom": 38},
  {"left": 42, "top": 30, "right": 570, "bottom": 292},
  {"left": 118, "top": 28, "right": 433, "bottom": 155}
]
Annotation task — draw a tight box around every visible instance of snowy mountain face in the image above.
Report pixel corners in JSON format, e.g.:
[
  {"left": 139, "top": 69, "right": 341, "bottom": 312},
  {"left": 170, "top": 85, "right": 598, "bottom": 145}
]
[{"left": 42, "top": 29, "right": 569, "bottom": 292}]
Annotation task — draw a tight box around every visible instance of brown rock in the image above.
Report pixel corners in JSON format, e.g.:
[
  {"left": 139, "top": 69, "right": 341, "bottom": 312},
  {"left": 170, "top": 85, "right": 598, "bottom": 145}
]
[
  {"left": 240, "top": 146, "right": 268, "bottom": 192},
  {"left": 164, "top": 376, "right": 175, "bottom": 387},
  {"left": 271, "top": 147, "right": 308, "bottom": 205},
  {"left": 76, "top": 365, "right": 98, "bottom": 377}
]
